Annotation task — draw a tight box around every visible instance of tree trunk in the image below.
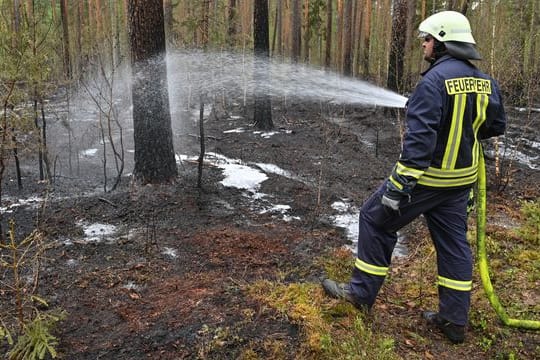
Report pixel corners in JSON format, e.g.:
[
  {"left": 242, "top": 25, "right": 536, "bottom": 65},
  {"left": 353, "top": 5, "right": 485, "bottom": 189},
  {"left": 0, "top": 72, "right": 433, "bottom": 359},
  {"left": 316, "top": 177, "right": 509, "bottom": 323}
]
[
  {"left": 25, "top": 0, "right": 33, "bottom": 20},
  {"left": 303, "top": 0, "right": 310, "bottom": 63},
  {"left": 163, "top": 0, "right": 175, "bottom": 45},
  {"left": 291, "top": 0, "right": 302, "bottom": 63},
  {"left": 354, "top": 0, "right": 364, "bottom": 76},
  {"left": 271, "top": 1, "right": 278, "bottom": 55},
  {"left": 113, "top": 0, "right": 123, "bottom": 67},
  {"left": 12, "top": 133, "right": 22, "bottom": 190},
  {"left": 378, "top": 0, "right": 392, "bottom": 84},
  {"left": 26, "top": 0, "right": 46, "bottom": 181},
  {"left": 51, "top": 0, "right": 57, "bottom": 22},
  {"left": 228, "top": 0, "right": 237, "bottom": 47},
  {"left": 13, "top": 0, "right": 21, "bottom": 33},
  {"left": 163, "top": 0, "right": 173, "bottom": 30},
  {"left": 275, "top": 0, "right": 283, "bottom": 56},
  {"left": 525, "top": 0, "right": 537, "bottom": 79},
  {"left": 0, "top": 82, "right": 17, "bottom": 243},
  {"left": 362, "top": 0, "right": 372, "bottom": 76},
  {"left": 336, "top": 0, "right": 343, "bottom": 72},
  {"left": 60, "top": 0, "right": 72, "bottom": 80},
  {"left": 75, "top": 1, "right": 83, "bottom": 78},
  {"left": 404, "top": 0, "right": 417, "bottom": 89},
  {"left": 40, "top": 100, "right": 52, "bottom": 183},
  {"left": 324, "top": 0, "right": 332, "bottom": 69},
  {"left": 32, "top": 100, "right": 44, "bottom": 181},
  {"left": 128, "top": 0, "right": 177, "bottom": 184},
  {"left": 460, "top": 0, "right": 470, "bottom": 14},
  {"left": 87, "top": 0, "right": 95, "bottom": 54},
  {"left": 446, "top": 0, "right": 458, "bottom": 11},
  {"left": 388, "top": 0, "right": 407, "bottom": 92},
  {"left": 95, "top": 0, "right": 103, "bottom": 41},
  {"left": 201, "top": 0, "right": 210, "bottom": 48},
  {"left": 253, "top": 0, "right": 273, "bottom": 130},
  {"left": 342, "top": 0, "right": 353, "bottom": 76},
  {"left": 197, "top": 97, "right": 205, "bottom": 189}
]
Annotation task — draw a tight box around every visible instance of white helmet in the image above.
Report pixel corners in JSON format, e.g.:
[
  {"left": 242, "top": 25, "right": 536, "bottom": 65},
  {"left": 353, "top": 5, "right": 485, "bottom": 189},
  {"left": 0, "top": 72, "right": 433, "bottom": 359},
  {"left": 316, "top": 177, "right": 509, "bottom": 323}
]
[
  {"left": 419, "top": 11, "right": 475, "bottom": 43},
  {"left": 419, "top": 11, "right": 481, "bottom": 60}
]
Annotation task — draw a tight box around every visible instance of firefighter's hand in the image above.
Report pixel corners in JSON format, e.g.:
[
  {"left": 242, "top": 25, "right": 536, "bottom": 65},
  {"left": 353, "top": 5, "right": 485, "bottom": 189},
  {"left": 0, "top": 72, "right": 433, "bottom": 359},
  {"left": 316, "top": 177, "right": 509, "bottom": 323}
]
[{"left": 381, "top": 182, "right": 408, "bottom": 211}]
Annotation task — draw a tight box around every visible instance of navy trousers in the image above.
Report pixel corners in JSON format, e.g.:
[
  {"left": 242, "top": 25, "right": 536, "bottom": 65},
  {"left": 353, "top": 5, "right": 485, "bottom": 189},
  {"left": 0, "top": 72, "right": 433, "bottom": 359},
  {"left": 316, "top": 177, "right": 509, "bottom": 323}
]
[{"left": 349, "top": 181, "right": 472, "bottom": 326}]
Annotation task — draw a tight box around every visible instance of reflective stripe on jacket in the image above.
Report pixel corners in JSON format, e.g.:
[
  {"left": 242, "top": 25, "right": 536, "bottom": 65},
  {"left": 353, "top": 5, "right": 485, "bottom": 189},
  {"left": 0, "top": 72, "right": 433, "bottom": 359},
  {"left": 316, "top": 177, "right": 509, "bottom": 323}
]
[{"left": 392, "top": 55, "right": 506, "bottom": 189}]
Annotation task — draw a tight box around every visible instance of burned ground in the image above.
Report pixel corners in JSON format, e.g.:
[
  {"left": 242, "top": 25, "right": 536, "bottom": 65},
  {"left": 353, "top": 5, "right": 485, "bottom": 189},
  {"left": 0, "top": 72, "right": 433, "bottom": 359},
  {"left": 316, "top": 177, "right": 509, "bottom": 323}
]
[{"left": 1, "top": 100, "right": 539, "bottom": 359}]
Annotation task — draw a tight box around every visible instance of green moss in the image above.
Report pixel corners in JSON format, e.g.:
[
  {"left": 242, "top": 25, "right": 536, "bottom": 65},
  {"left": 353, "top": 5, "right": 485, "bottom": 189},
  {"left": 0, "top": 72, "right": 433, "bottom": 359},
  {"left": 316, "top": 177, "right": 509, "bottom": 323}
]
[
  {"left": 248, "top": 277, "right": 399, "bottom": 359},
  {"left": 320, "top": 248, "right": 355, "bottom": 281},
  {"left": 515, "top": 199, "right": 540, "bottom": 245}
]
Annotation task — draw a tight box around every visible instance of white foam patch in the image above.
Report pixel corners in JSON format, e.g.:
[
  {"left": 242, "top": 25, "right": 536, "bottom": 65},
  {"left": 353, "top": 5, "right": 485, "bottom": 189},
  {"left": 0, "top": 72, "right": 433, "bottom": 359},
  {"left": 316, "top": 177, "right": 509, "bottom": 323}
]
[
  {"left": 0, "top": 196, "right": 42, "bottom": 213},
  {"left": 81, "top": 148, "right": 98, "bottom": 156},
  {"left": 255, "top": 163, "right": 291, "bottom": 177},
  {"left": 162, "top": 247, "right": 178, "bottom": 258},
  {"left": 223, "top": 127, "right": 245, "bottom": 133},
  {"left": 254, "top": 131, "right": 279, "bottom": 138},
  {"left": 197, "top": 153, "right": 298, "bottom": 221},
  {"left": 79, "top": 222, "right": 117, "bottom": 243},
  {"left": 221, "top": 163, "right": 268, "bottom": 191}
]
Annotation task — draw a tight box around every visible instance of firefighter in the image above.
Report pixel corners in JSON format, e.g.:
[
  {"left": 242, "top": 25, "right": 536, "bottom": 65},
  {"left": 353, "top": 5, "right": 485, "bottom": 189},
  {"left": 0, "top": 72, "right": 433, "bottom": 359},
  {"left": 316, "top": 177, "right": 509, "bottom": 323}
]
[{"left": 322, "top": 11, "right": 506, "bottom": 344}]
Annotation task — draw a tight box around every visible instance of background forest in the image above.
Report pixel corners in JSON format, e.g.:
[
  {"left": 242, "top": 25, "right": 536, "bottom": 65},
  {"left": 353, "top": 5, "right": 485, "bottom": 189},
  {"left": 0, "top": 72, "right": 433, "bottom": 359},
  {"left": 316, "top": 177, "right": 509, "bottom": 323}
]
[
  {"left": 1, "top": 0, "right": 539, "bottom": 186},
  {"left": 1, "top": 0, "right": 539, "bottom": 185},
  {"left": 1, "top": 1, "right": 539, "bottom": 359},
  {"left": 2, "top": 0, "right": 540, "bottom": 99}
]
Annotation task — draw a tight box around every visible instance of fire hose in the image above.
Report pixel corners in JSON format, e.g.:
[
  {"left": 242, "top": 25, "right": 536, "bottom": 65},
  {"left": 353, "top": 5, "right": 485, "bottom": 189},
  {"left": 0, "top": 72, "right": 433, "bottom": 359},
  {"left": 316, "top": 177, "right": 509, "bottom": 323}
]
[{"left": 476, "top": 145, "right": 540, "bottom": 330}]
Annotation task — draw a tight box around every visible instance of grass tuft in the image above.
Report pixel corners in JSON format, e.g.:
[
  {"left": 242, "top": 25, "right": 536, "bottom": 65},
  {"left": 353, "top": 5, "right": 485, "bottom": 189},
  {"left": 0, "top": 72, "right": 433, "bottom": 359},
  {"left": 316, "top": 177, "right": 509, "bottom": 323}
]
[{"left": 248, "top": 270, "right": 399, "bottom": 359}]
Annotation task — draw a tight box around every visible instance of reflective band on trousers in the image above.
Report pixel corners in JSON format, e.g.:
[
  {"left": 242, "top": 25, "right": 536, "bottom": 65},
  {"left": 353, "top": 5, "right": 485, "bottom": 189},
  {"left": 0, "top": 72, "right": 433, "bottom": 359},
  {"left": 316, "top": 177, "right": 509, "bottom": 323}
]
[
  {"left": 355, "top": 258, "right": 388, "bottom": 277},
  {"left": 437, "top": 275, "right": 472, "bottom": 291}
]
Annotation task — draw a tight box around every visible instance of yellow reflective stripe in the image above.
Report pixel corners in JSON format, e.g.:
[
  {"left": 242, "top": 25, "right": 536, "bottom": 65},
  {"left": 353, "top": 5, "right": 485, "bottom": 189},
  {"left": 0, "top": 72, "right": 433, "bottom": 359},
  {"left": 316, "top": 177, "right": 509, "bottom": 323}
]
[
  {"left": 389, "top": 176, "right": 403, "bottom": 190},
  {"left": 355, "top": 258, "right": 388, "bottom": 277},
  {"left": 473, "top": 94, "right": 488, "bottom": 133},
  {"left": 396, "top": 162, "right": 424, "bottom": 179},
  {"left": 437, "top": 276, "right": 472, "bottom": 291},
  {"left": 423, "top": 165, "right": 477, "bottom": 178},
  {"left": 417, "top": 173, "right": 477, "bottom": 187},
  {"left": 418, "top": 163, "right": 478, "bottom": 187},
  {"left": 442, "top": 94, "right": 466, "bottom": 170},
  {"left": 472, "top": 94, "right": 489, "bottom": 165}
]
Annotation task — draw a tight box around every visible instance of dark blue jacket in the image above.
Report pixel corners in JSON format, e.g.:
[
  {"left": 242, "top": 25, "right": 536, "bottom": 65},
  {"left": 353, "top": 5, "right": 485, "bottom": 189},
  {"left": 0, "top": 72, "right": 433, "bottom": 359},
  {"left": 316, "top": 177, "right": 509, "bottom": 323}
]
[{"left": 389, "top": 55, "right": 506, "bottom": 190}]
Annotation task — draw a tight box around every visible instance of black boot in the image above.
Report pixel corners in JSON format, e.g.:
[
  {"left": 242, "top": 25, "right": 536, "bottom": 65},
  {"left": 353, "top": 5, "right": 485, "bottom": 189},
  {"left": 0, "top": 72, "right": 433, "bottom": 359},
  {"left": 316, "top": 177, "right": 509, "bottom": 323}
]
[
  {"left": 321, "top": 279, "right": 367, "bottom": 311},
  {"left": 423, "top": 311, "right": 465, "bottom": 344}
]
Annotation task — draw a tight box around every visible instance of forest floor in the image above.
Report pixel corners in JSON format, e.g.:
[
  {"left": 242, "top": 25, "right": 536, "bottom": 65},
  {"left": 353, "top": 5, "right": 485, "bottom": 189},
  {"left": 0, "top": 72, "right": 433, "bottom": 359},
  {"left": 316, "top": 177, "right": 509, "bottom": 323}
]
[{"left": 1, "top": 99, "right": 539, "bottom": 359}]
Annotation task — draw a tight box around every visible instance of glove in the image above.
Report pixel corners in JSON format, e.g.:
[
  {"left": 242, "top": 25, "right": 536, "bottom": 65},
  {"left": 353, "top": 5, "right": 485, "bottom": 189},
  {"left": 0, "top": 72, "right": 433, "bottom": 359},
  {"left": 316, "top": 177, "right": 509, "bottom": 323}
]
[
  {"left": 381, "top": 192, "right": 401, "bottom": 211},
  {"left": 381, "top": 181, "right": 409, "bottom": 211}
]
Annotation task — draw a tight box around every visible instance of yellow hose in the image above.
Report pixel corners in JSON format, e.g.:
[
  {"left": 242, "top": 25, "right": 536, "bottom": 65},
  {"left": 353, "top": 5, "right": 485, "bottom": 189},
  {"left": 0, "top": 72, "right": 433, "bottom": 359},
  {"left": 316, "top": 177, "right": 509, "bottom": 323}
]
[{"left": 476, "top": 145, "right": 540, "bottom": 329}]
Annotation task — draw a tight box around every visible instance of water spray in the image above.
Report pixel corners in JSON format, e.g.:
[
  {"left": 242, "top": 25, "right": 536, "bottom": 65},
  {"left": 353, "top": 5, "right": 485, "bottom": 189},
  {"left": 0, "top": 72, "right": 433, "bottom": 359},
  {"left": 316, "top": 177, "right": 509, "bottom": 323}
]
[{"left": 166, "top": 50, "right": 408, "bottom": 110}]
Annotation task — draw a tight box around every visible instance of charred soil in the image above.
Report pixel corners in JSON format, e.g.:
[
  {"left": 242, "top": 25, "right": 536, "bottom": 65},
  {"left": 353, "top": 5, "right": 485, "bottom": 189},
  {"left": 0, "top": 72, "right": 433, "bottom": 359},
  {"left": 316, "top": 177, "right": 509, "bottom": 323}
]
[{"left": 1, "top": 100, "right": 539, "bottom": 359}]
